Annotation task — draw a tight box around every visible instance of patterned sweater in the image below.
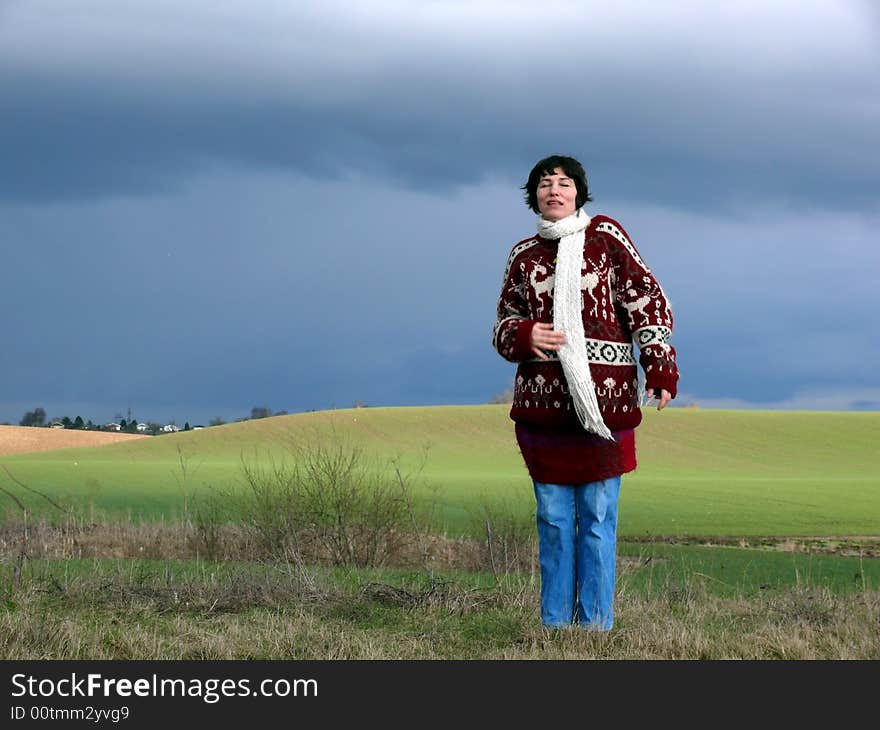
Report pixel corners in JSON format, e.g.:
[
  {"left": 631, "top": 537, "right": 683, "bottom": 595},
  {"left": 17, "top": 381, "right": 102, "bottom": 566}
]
[{"left": 492, "top": 214, "right": 678, "bottom": 434}]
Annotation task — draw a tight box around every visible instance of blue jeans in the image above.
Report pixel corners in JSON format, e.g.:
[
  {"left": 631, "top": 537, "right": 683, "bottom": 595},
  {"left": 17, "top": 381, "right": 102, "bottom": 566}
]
[{"left": 533, "top": 476, "right": 622, "bottom": 630}]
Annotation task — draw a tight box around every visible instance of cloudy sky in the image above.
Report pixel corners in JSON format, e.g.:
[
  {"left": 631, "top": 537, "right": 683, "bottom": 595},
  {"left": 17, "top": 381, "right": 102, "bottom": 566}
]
[{"left": 2, "top": 0, "right": 878, "bottom": 425}]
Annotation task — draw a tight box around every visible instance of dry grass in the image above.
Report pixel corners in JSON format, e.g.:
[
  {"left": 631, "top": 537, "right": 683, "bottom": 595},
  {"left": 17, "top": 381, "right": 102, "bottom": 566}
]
[
  {"left": 0, "top": 516, "right": 541, "bottom": 573},
  {"left": 0, "top": 563, "right": 877, "bottom": 659},
  {"left": 0, "top": 516, "right": 876, "bottom": 659},
  {"left": 0, "top": 425, "right": 146, "bottom": 455},
  {"left": 0, "top": 506, "right": 876, "bottom": 659}
]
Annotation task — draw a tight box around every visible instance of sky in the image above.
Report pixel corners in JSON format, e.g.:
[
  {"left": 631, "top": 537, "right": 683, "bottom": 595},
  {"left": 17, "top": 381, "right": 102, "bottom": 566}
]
[{"left": 2, "top": 0, "right": 879, "bottom": 426}]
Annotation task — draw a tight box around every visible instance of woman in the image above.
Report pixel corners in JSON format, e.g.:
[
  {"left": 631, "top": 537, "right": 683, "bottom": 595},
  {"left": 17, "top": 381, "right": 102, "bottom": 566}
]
[{"left": 492, "top": 154, "right": 678, "bottom": 630}]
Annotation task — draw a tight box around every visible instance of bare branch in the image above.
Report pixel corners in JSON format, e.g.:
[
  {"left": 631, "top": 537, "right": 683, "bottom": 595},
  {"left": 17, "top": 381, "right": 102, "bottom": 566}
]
[{"left": 0, "top": 464, "right": 68, "bottom": 513}]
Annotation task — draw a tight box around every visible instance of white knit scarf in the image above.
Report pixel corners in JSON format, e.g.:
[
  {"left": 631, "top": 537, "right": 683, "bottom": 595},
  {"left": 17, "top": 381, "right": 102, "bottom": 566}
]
[{"left": 537, "top": 208, "right": 614, "bottom": 440}]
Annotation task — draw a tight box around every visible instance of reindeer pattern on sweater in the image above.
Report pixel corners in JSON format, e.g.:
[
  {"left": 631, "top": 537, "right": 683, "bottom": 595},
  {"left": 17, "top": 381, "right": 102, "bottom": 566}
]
[{"left": 492, "top": 214, "right": 679, "bottom": 433}]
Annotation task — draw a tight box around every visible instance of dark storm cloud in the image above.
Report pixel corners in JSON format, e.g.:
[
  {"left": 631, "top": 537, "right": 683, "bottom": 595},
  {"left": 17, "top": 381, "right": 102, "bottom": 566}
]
[
  {"left": 1, "top": 1, "right": 878, "bottom": 210},
  {"left": 0, "top": 171, "right": 529, "bottom": 423},
  {"left": 2, "top": 2, "right": 878, "bottom": 423},
  {"left": 2, "top": 70, "right": 877, "bottom": 212},
  {"left": 3, "top": 165, "right": 876, "bottom": 424}
]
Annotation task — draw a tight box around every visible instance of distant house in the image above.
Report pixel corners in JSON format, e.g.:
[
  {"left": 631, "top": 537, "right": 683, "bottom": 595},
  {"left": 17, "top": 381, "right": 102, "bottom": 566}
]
[
  {"left": 136, "top": 423, "right": 148, "bottom": 433},
  {"left": 104, "top": 423, "right": 121, "bottom": 432},
  {"left": 49, "top": 421, "right": 64, "bottom": 429},
  {"left": 162, "top": 424, "right": 179, "bottom": 433}
]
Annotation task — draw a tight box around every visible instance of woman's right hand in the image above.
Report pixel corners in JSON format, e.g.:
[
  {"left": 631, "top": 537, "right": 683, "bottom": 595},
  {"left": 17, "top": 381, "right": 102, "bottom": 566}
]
[{"left": 530, "top": 322, "right": 566, "bottom": 361}]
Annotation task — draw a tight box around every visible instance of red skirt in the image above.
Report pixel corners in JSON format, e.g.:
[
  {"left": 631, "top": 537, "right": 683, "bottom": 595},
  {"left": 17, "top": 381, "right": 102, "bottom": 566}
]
[{"left": 514, "top": 422, "right": 636, "bottom": 484}]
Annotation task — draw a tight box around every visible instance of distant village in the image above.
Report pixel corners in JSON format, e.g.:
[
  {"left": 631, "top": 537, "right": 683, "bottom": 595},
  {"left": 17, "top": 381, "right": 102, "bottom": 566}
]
[
  {"left": 90, "top": 420, "right": 199, "bottom": 435},
  {"left": 11, "top": 406, "right": 286, "bottom": 435}
]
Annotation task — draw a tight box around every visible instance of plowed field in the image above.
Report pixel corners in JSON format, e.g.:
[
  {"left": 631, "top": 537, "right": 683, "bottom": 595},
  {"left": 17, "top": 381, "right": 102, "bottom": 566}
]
[{"left": 0, "top": 425, "right": 147, "bottom": 455}]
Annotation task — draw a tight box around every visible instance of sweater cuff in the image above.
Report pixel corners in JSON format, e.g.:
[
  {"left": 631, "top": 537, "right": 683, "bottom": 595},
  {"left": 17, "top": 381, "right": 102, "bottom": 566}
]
[
  {"left": 646, "top": 370, "right": 678, "bottom": 399},
  {"left": 510, "top": 319, "right": 537, "bottom": 362}
]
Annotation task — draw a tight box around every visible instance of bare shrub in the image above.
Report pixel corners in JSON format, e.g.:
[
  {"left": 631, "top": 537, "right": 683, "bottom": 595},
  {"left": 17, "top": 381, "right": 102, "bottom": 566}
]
[
  {"left": 296, "top": 441, "right": 408, "bottom": 567},
  {"left": 237, "top": 452, "right": 302, "bottom": 559},
  {"left": 189, "top": 486, "right": 235, "bottom": 562},
  {"left": 236, "top": 437, "right": 423, "bottom": 568}
]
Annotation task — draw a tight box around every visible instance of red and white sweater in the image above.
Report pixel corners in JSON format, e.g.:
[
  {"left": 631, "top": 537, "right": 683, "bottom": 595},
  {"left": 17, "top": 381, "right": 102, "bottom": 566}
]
[{"left": 492, "top": 214, "right": 678, "bottom": 433}]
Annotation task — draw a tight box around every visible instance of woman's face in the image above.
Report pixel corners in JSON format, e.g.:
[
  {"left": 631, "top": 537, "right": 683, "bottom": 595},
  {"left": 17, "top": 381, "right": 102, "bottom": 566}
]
[{"left": 536, "top": 167, "right": 578, "bottom": 220}]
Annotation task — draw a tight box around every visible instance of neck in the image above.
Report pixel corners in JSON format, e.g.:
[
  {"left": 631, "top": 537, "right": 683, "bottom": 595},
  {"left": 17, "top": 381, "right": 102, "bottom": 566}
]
[{"left": 536, "top": 208, "right": 590, "bottom": 240}]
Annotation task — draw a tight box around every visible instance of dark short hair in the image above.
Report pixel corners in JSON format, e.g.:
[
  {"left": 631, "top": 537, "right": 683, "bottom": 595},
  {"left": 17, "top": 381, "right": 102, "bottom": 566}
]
[{"left": 522, "top": 155, "right": 592, "bottom": 213}]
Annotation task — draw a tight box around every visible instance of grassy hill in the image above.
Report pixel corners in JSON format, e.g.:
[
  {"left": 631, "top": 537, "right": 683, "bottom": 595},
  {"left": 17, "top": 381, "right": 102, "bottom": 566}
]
[{"left": 0, "top": 405, "right": 877, "bottom": 538}]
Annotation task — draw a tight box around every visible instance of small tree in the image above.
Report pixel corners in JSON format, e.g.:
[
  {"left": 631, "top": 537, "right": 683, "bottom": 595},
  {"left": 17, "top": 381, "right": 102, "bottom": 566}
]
[
  {"left": 73, "top": 415, "right": 84, "bottom": 430},
  {"left": 61, "top": 416, "right": 73, "bottom": 429},
  {"left": 20, "top": 407, "right": 46, "bottom": 427},
  {"left": 488, "top": 387, "right": 514, "bottom": 404},
  {"left": 184, "top": 422, "right": 191, "bottom": 431},
  {"left": 251, "top": 406, "right": 272, "bottom": 420}
]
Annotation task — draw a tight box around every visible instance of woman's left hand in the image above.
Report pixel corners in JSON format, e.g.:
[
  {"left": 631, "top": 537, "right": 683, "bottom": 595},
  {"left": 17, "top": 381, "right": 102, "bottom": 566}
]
[{"left": 647, "top": 388, "right": 672, "bottom": 411}]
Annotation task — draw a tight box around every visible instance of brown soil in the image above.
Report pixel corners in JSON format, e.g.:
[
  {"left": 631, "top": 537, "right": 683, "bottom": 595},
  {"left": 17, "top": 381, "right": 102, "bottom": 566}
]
[
  {"left": 0, "top": 519, "right": 873, "bottom": 569},
  {"left": 0, "top": 425, "right": 147, "bottom": 456},
  {"left": 625, "top": 534, "right": 880, "bottom": 558}
]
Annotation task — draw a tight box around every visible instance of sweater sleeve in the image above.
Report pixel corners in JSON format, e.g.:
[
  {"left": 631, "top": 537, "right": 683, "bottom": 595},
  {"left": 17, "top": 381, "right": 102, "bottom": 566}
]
[
  {"left": 492, "top": 243, "right": 538, "bottom": 363},
  {"left": 600, "top": 217, "right": 680, "bottom": 398}
]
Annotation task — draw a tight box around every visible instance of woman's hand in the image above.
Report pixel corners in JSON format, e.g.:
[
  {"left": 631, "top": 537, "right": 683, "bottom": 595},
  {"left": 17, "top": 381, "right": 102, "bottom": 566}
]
[
  {"left": 529, "top": 322, "right": 566, "bottom": 361},
  {"left": 647, "top": 388, "right": 672, "bottom": 411}
]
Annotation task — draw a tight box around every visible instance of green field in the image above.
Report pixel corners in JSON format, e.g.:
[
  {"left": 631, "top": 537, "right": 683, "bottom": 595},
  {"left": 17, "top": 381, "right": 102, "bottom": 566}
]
[{"left": 1, "top": 405, "right": 878, "bottom": 539}]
